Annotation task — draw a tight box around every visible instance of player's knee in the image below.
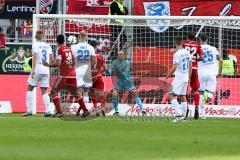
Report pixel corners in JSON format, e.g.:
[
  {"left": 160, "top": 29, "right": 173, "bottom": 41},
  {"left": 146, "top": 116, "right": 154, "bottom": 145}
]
[
  {"left": 27, "top": 85, "right": 34, "bottom": 91},
  {"left": 207, "top": 92, "right": 213, "bottom": 100},
  {"left": 98, "top": 91, "right": 105, "bottom": 97},
  {"left": 112, "top": 89, "right": 118, "bottom": 97},
  {"left": 199, "top": 90, "right": 204, "bottom": 95},
  {"left": 51, "top": 88, "right": 57, "bottom": 96},
  {"left": 168, "top": 93, "right": 174, "bottom": 101},
  {"left": 130, "top": 90, "right": 137, "bottom": 96},
  {"left": 40, "top": 88, "right": 48, "bottom": 95},
  {"left": 180, "top": 96, "right": 187, "bottom": 102},
  {"left": 192, "top": 89, "right": 199, "bottom": 94}
]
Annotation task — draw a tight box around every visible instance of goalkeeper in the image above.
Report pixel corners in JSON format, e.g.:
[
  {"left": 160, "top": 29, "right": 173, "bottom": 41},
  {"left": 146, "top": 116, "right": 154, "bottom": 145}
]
[{"left": 108, "top": 51, "right": 146, "bottom": 116}]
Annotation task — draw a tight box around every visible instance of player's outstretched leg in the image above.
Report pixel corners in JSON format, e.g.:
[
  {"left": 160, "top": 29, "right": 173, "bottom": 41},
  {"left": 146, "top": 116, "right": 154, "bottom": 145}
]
[
  {"left": 131, "top": 90, "right": 146, "bottom": 116},
  {"left": 22, "top": 85, "right": 34, "bottom": 117},
  {"left": 112, "top": 89, "right": 119, "bottom": 116},
  {"left": 168, "top": 93, "right": 184, "bottom": 122}
]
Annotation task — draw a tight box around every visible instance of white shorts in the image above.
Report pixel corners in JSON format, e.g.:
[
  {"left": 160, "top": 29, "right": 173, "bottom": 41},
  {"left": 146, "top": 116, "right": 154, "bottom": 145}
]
[
  {"left": 199, "top": 74, "right": 216, "bottom": 93},
  {"left": 76, "top": 65, "right": 93, "bottom": 88},
  {"left": 28, "top": 74, "right": 50, "bottom": 88},
  {"left": 169, "top": 81, "right": 188, "bottom": 96}
]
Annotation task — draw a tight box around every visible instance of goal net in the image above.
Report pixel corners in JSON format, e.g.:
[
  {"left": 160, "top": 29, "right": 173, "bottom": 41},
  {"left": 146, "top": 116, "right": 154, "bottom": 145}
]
[{"left": 32, "top": 14, "right": 240, "bottom": 117}]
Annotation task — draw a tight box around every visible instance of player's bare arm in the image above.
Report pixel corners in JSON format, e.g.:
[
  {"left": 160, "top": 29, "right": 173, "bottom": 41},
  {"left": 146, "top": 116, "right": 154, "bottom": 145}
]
[
  {"left": 90, "top": 55, "right": 97, "bottom": 64},
  {"left": 166, "top": 64, "right": 177, "bottom": 80},
  {"left": 197, "top": 46, "right": 204, "bottom": 61},
  {"left": 217, "top": 55, "right": 223, "bottom": 77},
  {"left": 31, "top": 53, "right": 37, "bottom": 78},
  {"left": 198, "top": 53, "right": 204, "bottom": 61}
]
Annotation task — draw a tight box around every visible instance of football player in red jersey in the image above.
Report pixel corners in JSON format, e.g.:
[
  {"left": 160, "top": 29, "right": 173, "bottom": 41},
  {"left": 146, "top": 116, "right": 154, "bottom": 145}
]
[
  {"left": 43, "top": 34, "right": 90, "bottom": 118},
  {"left": 182, "top": 32, "right": 204, "bottom": 119},
  {"left": 90, "top": 41, "right": 108, "bottom": 116}
]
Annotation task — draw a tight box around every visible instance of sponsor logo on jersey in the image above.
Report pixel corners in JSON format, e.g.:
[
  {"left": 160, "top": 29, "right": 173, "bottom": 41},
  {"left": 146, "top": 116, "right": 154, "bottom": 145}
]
[
  {"left": 143, "top": 1, "right": 171, "bottom": 33},
  {"left": 40, "top": 0, "right": 53, "bottom": 14}
]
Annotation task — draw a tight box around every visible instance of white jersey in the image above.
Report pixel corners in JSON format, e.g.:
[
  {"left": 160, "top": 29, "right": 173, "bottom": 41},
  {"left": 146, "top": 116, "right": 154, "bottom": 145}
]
[
  {"left": 198, "top": 44, "right": 220, "bottom": 76},
  {"left": 71, "top": 41, "right": 96, "bottom": 87},
  {"left": 32, "top": 41, "right": 53, "bottom": 75},
  {"left": 173, "top": 48, "right": 192, "bottom": 82}
]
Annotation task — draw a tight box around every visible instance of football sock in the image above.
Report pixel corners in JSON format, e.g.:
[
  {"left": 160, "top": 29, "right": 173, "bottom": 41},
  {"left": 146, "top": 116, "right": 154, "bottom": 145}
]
[
  {"left": 135, "top": 96, "right": 144, "bottom": 111},
  {"left": 91, "top": 93, "right": 98, "bottom": 109},
  {"left": 43, "top": 93, "right": 51, "bottom": 113},
  {"left": 83, "top": 92, "right": 89, "bottom": 103},
  {"left": 26, "top": 91, "right": 33, "bottom": 113},
  {"left": 77, "top": 97, "right": 88, "bottom": 112},
  {"left": 199, "top": 95, "right": 205, "bottom": 116},
  {"left": 112, "top": 96, "right": 119, "bottom": 113},
  {"left": 52, "top": 96, "right": 62, "bottom": 114},
  {"left": 194, "top": 92, "right": 200, "bottom": 108},
  {"left": 180, "top": 102, "right": 188, "bottom": 117},
  {"left": 171, "top": 99, "right": 182, "bottom": 117},
  {"left": 100, "top": 96, "right": 106, "bottom": 108}
]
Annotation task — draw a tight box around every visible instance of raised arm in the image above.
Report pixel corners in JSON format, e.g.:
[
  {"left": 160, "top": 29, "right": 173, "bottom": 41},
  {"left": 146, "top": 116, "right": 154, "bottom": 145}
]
[{"left": 217, "top": 54, "right": 223, "bottom": 77}]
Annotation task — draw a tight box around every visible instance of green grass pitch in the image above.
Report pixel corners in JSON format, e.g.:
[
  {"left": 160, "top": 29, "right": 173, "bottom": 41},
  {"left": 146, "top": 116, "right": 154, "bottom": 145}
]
[{"left": 0, "top": 114, "right": 240, "bottom": 160}]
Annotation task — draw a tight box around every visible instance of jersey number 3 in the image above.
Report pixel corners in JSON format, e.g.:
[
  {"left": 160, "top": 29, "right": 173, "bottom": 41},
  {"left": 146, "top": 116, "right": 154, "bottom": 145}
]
[{"left": 42, "top": 50, "right": 47, "bottom": 61}]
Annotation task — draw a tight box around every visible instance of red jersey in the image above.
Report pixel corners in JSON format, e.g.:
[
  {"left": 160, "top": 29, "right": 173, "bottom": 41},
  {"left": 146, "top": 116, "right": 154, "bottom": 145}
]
[
  {"left": 57, "top": 45, "right": 76, "bottom": 77},
  {"left": 91, "top": 53, "right": 106, "bottom": 79},
  {"left": 182, "top": 40, "right": 203, "bottom": 69},
  {"left": 0, "top": 33, "right": 6, "bottom": 48}
]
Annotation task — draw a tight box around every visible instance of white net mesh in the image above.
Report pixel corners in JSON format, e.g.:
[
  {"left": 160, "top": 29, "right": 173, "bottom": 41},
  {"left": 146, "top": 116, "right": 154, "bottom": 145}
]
[{"left": 34, "top": 15, "right": 240, "bottom": 113}]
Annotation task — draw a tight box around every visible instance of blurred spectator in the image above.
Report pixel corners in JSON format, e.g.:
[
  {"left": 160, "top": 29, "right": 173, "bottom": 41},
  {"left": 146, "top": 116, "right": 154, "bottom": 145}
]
[
  {"left": 0, "top": 27, "right": 6, "bottom": 48},
  {"left": 7, "top": 19, "right": 23, "bottom": 42},
  {"left": 7, "top": 20, "right": 15, "bottom": 42},
  {"left": 109, "top": 0, "right": 128, "bottom": 60},
  {"left": 21, "top": 20, "right": 32, "bottom": 38},
  {"left": 222, "top": 49, "right": 237, "bottom": 77}
]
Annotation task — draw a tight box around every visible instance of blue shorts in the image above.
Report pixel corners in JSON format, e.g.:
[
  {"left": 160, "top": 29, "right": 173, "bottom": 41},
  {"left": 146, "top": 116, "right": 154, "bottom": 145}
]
[{"left": 115, "top": 80, "right": 136, "bottom": 92}]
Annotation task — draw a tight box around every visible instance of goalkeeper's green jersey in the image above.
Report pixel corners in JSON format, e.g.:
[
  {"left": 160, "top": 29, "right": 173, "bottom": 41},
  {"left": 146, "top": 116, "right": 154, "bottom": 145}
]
[{"left": 111, "top": 59, "right": 132, "bottom": 82}]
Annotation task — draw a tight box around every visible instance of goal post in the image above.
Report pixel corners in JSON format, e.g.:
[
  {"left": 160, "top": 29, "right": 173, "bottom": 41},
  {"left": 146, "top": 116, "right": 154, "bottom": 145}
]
[{"left": 32, "top": 14, "right": 240, "bottom": 117}]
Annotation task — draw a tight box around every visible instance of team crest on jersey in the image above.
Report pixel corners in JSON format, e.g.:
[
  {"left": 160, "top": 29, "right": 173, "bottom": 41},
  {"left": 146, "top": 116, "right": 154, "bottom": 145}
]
[
  {"left": 143, "top": 2, "right": 171, "bottom": 32},
  {"left": 0, "top": 0, "right": 5, "bottom": 14},
  {"left": 40, "top": 0, "right": 53, "bottom": 14}
]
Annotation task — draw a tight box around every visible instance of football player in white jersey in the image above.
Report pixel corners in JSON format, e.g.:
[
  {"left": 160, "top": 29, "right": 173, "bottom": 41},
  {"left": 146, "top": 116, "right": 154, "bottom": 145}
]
[
  {"left": 166, "top": 37, "right": 192, "bottom": 122},
  {"left": 22, "top": 30, "right": 54, "bottom": 117},
  {"left": 71, "top": 30, "right": 96, "bottom": 117},
  {"left": 198, "top": 33, "right": 223, "bottom": 119}
]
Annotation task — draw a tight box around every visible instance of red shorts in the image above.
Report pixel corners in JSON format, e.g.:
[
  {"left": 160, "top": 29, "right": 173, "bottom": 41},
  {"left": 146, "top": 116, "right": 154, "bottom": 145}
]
[
  {"left": 92, "top": 76, "right": 104, "bottom": 90},
  {"left": 54, "top": 77, "right": 77, "bottom": 91},
  {"left": 190, "top": 69, "right": 200, "bottom": 90}
]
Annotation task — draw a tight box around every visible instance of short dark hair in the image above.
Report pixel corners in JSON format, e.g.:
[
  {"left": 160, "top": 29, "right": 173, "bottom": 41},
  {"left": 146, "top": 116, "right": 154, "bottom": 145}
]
[
  {"left": 36, "top": 30, "right": 44, "bottom": 35},
  {"left": 187, "top": 32, "right": 195, "bottom": 40},
  {"left": 89, "top": 40, "right": 97, "bottom": 48},
  {"left": 57, "top": 34, "right": 65, "bottom": 44},
  {"left": 200, "top": 33, "right": 208, "bottom": 42},
  {"left": 175, "top": 36, "right": 182, "bottom": 46}
]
